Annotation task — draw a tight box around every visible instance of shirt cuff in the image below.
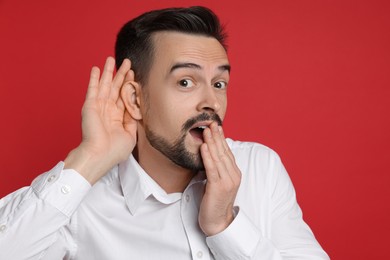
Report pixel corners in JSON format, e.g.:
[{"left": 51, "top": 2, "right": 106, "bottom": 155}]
[
  {"left": 32, "top": 162, "right": 91, "bottom": 217},
  {"left": 206, "top": 207, "right": 261, "bottom": 259}
]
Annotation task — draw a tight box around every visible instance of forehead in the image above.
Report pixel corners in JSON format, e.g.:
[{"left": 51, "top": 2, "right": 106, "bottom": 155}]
[{"left": 151, "top": 31, "right": 229, "bottom": 68}]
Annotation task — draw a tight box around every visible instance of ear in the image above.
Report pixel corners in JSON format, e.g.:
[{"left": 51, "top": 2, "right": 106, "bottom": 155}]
[{"left": 121, "top": 79, "right": 142, "bottom": 120}]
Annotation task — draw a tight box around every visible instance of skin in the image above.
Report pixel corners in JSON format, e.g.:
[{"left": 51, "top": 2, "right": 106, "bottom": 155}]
[{"left": 64, "top": 32, "right": 241, "bottom": 236}]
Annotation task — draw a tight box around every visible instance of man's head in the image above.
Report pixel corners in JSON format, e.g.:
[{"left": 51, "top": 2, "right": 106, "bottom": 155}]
[
  {"left": 118, "top": 6, "right": 230, "bottom": 172},
  {"left": 115, "top": 6, "right": 227, "bottom": 86}
]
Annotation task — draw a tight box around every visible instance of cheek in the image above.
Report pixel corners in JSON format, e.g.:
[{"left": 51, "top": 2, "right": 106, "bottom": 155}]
[
  {"left": 145, "top": 94, "right": 189, "bottom": 135},
  {"left": 218, "top": 95, "right": 228, "bottom": 118}
]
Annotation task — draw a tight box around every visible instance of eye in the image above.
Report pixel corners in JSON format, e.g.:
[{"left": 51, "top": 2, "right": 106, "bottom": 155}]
[
  {"left": 178, "top": 79, "right": 195, "bottom": 88},
  {"left": 214, "top": 81, "right": 227, "bottom": 89}
]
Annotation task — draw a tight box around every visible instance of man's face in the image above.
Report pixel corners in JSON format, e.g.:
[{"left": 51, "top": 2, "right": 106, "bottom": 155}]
[{"left": 140, "top": 31, "right": 230, "bottom": 171}]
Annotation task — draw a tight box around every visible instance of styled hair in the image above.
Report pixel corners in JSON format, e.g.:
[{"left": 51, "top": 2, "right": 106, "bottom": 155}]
[{"left": 115, "top": 6, "right": 227, "bottom": 85}]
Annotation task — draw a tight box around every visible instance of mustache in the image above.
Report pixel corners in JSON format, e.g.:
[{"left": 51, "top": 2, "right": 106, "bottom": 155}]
[{"left": 182, "top": 112, "right": 223, "bottom": 132}]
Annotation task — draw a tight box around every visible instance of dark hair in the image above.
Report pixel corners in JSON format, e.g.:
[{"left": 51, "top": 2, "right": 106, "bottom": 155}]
[{"left": 115, "top": 6, "right": 227, "bottom": 85}]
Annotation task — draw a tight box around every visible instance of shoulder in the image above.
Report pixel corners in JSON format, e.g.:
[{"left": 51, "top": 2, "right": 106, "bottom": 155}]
[
  {"left": 226, "top": 138, "right": 282, "bottom": 164},
  {"left": 226, "top": 138, "right": 286, "bottom": 185}
]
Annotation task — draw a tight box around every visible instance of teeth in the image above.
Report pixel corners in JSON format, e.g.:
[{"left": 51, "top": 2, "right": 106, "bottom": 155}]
[{"left": 197, "top": 126, "right": 207, "bottom": 129}]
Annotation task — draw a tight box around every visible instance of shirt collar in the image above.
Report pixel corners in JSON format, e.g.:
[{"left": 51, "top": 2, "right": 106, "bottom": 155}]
[
  {"left": 118, "top": 140, "right": 234, "bottom": 215},
  {"left": 119, "top": 155, "right": 195, "bottom": 215}
]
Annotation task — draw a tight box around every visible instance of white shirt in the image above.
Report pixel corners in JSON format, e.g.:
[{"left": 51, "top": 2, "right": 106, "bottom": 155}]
[{"left": 0, "top": 139, "right": 329, "bottom": 259}]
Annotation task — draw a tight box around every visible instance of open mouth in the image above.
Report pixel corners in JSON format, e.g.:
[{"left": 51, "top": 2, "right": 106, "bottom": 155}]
[{"left": 189, "top": 125, "right": 208, "bottom": 142}]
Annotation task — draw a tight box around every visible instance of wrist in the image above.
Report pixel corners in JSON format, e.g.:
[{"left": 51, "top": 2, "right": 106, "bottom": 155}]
[
  {"left": 201, "top": 210, "right": 235, "bottom": 237},
  {"left": 64, "top": 145, "right": 108, "bottom": 185}
]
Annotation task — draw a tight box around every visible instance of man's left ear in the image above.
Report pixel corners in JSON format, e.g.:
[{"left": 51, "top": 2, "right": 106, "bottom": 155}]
[{"left": 121, "top": 80, "right": 142, "bottom": 120}]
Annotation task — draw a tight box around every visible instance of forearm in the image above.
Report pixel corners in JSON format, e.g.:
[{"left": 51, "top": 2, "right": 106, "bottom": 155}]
[{"left": 0, "top": 163, "right": 90, "bottom": 259}]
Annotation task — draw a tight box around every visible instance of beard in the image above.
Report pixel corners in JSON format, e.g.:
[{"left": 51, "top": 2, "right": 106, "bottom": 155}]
[{"left": 145, "top": 112, "right": 222, "bottom": 172}]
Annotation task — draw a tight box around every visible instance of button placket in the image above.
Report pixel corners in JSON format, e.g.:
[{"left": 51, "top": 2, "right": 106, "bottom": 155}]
[{"left": 181, "top": 186, "right": 211, "bottom": 260}]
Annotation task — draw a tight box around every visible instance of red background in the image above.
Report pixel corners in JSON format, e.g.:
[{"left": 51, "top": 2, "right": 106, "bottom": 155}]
[{"left": 1, "top": 0, "right": 389, "bottom": 259}]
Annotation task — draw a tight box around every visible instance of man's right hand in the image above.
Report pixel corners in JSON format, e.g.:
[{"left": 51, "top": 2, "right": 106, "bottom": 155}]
[{"left": 64, "top": 57, "right": 137, "bottom": 184}]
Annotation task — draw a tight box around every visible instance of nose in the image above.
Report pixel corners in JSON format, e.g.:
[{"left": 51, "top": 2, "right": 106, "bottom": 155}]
[{"left": 196, "top": 85, "right": 222, "bottom": 113}]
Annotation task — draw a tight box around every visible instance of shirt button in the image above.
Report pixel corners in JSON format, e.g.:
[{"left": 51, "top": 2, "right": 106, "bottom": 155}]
[
  {"left": 0, "top": 225, "right": 6, "bottom": 233},
  {"left": 185, "top": 194, "right": 190, "bottom": 202},
  {"left": 196, "top": 251, "right": 203, "bottom": 258},
  {"left": 47, "top": 175, "right": 56, "bottom": 182},
  {"left": 61, "top": 185, "right": 71, "bottom": 194}
]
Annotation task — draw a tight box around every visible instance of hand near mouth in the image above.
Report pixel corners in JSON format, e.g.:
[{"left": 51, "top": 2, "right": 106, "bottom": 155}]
[{"left": 198, "top": 122, "right": 242, "bottom": 236}]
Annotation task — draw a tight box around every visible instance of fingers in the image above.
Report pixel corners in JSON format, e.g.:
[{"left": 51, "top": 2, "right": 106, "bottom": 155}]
[
  {"left": 86, "top": 66, "right": 100, "bottom": 99},
  {"left": 200, "top": 143, "right": 221, "bottom": 183},
  {"left": 98, "top": 57, "right": 116, "bottom": 99},
  {"left": 201, "top": 122, "right": 241, "bottom": 183},
  {"left": 110, "top": 58, "right": 131, "bottom": 101},
  {"left": 124, "top": 67, "right": 135, "bottom": 82},
  {"left": 85, "top": 57, "right": 133, "bottom": 102},
  {"left": 217, "top": 126, "right": 236, "bottom": 162}
]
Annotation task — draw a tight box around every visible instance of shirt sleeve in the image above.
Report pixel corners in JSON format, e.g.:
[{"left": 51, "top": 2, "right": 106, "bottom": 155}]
[
  {"left": 0, "top": 162, "right": 91, "bottom": 259},
  {"left": 207, "top": 207, "right": 289, "bottom": 260},
  {"left": 206, "top": 146, "right": 330, "bottom": 260}
]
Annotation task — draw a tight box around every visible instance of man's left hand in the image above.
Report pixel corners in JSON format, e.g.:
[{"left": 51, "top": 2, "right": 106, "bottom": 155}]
[{"left": 198, "top": 122, "right": 242, "bottom": 236}]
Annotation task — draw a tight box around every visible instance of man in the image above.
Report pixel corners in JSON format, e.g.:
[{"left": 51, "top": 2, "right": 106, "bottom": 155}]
[{"left": 0, "top": 6, "right": 329, "bottom": 259}]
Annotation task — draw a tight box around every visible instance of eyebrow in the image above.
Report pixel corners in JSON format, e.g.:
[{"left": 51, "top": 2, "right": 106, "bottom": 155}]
[{"left": 169, "top": 62, "right": 231, "bottom": 74}]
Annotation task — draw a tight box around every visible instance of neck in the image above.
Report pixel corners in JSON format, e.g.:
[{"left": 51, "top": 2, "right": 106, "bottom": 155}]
[{"left": 134, "top": 133, "right": 196, "bottom": 194}]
